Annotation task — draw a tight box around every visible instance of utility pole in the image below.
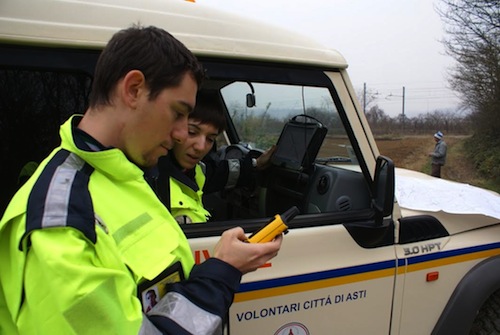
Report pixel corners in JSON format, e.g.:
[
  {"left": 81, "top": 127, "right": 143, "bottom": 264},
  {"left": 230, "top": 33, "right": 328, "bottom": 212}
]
[
  {"left": 386, "top": 86, "right": 406, "bottom": 131},
  {"left": 402, "top": 86, "right": 405, "bottom": 131},
  {"left": 363, "top": 82, "right": 367, "bottom": 114}
]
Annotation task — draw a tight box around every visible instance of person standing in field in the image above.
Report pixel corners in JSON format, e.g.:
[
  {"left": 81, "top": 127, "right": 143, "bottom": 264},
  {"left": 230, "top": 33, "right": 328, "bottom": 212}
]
[{"left": 428, "top": 131, "right": 447, "bottom": 178}]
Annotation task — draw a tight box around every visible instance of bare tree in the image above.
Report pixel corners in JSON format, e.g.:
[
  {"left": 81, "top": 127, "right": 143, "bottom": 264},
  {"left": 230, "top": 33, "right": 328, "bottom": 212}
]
[
  {"left": 365, "top": 105, "right": 395, "bottom": 135},
  {"left": 436, "top": 0, "right": 500, "bottom": 183},
  {"left": 356, "top": 86, "right": 380, "bottom": 114},
  {"left": 436, "top": 0, "right": 500, "bottom": 134}
]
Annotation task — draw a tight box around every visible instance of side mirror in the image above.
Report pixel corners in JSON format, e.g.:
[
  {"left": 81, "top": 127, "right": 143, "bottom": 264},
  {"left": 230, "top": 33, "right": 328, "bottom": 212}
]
[
  {"left": 246, "top": 81, "right": 256, "bottom": 108},
  {"left": 372, "top": 155, "right": 395, "bottom": 224},
  {"left": 246, "top": 93, "right": 256, "bottom": 108}
]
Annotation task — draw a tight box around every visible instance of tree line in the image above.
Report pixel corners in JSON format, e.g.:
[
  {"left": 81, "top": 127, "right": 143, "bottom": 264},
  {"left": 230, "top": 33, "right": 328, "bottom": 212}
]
[
  {"left": 361, "top": 1, "right": 499, "bottom": 184},
  {"left": 362, "top": 105, "right": 472, "bottom": 136},
  {"left": 437, "top": 0, "right": 499, "bottom": 186}
]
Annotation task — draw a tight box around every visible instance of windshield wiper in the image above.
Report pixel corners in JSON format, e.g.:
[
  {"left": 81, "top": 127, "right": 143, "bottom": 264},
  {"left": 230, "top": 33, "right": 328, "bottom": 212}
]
[{"left": 315, "top": 156, "right": 351, "bottom": 164}]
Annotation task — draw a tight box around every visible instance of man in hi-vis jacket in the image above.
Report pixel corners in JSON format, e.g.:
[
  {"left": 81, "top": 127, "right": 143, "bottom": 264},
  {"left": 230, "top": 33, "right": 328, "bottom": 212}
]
[{"left": 0, "top": 25, "right": 282, "bottom": 335}]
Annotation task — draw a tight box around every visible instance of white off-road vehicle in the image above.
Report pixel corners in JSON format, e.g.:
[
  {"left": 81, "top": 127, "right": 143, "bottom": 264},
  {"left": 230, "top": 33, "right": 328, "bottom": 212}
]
[{"left": 1, "top": 1, "right": 499, "bottom": 334}]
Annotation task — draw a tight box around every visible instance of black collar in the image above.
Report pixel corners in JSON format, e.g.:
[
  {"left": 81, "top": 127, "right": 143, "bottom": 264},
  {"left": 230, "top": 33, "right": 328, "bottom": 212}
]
[{"left": 159, "top": 154, "right": 199, "bottom": 192}]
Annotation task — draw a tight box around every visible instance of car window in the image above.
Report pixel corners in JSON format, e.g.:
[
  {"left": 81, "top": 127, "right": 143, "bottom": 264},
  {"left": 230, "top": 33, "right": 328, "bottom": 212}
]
[
  {"left": 221, "top": 81, "right": 358, "bottom": 166},
  {"left": 0, "top": 65, "right": 93, "bottom": 214},
  {"left": 196, "top": 63, "right": 372, "bottom": 225}
]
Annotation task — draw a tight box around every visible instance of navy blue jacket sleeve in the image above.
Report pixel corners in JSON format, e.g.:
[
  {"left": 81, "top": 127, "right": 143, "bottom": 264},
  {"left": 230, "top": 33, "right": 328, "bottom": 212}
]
[{"left": 145, "top": 258, "right": 242, "bottom": 335}]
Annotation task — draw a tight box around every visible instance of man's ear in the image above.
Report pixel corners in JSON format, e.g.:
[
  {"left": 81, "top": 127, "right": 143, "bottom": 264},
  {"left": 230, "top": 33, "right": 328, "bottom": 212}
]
[{"left": 121, "top": 70, "right": 147, "bottom": 109}]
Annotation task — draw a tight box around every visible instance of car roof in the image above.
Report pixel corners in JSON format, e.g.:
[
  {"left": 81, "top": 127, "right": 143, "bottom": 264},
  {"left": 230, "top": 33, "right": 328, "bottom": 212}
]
[{"left": 0, "top": 0, "right": 347, "bottom": 69}]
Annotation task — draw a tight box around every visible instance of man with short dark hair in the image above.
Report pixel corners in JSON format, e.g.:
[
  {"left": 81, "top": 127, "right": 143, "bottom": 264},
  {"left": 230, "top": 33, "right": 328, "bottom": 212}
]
[{"left": 0, "top": 25, "right": 282, "bottom": 335}]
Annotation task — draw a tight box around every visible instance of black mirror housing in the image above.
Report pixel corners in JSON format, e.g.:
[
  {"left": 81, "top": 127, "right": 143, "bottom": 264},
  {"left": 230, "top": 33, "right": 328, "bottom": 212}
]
[{"left": 372, "top": 156, "right": 395, "bottom": 223}]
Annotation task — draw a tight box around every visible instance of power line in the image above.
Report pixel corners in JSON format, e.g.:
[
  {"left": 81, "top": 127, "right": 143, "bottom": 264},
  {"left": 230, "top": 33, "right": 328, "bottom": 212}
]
[{"left": 361, "top": 83, "right": 460, "bottom": 103}]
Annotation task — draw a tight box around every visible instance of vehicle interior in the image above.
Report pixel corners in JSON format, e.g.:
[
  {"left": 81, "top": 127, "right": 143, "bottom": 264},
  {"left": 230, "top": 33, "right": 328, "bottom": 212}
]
[{"left": 191, "top": 61, "right": 394, "bottom": 241}]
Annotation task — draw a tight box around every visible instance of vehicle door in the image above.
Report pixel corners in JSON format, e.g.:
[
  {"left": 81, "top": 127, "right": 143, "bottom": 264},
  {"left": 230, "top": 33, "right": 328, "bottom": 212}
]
[{"left": 183, "top": 60, "right": 399, "bottom": 334}]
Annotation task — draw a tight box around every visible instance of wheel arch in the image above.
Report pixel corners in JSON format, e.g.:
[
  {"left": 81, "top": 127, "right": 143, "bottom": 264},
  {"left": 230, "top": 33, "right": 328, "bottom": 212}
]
[{"left": 432, "top": 255, "right": 500, "bottom": 334}]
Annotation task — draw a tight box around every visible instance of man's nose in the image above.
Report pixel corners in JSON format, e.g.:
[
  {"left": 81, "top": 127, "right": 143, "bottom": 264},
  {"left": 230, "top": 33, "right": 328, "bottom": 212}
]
[{"left": 172, "top": 119, "right": 188, "bottom": 144}]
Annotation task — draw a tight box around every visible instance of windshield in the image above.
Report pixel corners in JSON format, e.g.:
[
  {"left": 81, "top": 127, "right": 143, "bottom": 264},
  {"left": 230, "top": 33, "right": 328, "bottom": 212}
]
[{"left": 220, "top": 81, "right": 358, "bottom": 165}]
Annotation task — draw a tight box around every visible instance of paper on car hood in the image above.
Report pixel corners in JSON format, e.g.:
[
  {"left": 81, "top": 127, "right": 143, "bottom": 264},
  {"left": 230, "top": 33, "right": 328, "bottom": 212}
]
[{"left": 395, "top": 168, "right": 500, "bottom": 220}]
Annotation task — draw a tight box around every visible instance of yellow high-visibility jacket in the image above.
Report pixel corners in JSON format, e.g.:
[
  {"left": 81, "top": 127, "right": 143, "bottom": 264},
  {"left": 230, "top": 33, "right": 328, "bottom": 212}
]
[
  {"left": 0, "top": 116, "right": 240, "bottom": 334},
  {"left": 169, "top": 164, "right": 211, "bottom": 224}
]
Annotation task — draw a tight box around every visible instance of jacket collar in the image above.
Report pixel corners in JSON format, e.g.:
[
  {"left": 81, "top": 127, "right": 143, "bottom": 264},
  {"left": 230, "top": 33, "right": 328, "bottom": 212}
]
[{"left": 60, "top": 115, "right": 145, "bottom": 182}]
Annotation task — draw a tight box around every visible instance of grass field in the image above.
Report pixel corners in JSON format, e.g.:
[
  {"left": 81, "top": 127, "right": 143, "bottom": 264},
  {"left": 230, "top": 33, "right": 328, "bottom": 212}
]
[{"left": 375, "top": 135, "right": 497, "bottom": 192}]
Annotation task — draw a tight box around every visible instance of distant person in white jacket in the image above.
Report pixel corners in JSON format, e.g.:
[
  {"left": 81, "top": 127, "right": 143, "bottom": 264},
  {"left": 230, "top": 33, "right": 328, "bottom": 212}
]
[{"left": 428, "top": 131, "right": 447, "bottom": 178}]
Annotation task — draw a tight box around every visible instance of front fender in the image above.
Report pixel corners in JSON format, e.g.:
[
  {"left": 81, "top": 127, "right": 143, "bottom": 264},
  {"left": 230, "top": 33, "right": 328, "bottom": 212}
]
[{"left": 432, "top": 254, "right": 500, "bottom": 335}]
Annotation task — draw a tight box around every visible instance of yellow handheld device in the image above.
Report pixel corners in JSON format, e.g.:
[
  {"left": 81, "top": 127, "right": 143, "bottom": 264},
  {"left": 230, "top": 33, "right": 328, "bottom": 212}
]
[{"left": 247, "top": 206, "right": 299, "bottom": 243}]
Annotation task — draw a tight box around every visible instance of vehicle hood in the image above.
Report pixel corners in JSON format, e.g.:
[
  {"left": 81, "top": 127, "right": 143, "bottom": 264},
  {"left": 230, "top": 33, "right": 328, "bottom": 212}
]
[{"left": 394, "top": 168, "right": 500, "bottom": 234}]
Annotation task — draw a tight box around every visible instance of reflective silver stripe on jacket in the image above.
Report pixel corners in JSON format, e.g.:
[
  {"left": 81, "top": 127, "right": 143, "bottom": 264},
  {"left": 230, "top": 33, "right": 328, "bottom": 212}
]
[
  {"left": 199, "top": 161, "right": 207, "bottom": 175},
  {"left": 225, "top": 159, "right": 240, "bottom": 189},
  {"left": 139, "top": 314, "right": 163, "bottom": 335},
  {"left": 148, "top": 291, "right": 222, "bottom": 335},
  {"left": 42, "top": 153, "right": 85, "bottom": 228}
]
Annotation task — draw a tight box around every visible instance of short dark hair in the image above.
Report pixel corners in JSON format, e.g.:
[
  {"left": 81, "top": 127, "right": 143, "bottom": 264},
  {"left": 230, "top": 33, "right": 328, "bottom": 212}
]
[
  {"left": 190, "top": 90, "right": 226, "bottom": 133},
  {"left": 89, "top": 25, "right": 205, "bottom": 107}
]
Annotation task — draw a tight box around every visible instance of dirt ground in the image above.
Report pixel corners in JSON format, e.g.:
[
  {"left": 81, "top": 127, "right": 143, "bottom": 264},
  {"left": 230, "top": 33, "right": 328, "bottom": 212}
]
[{"left": 375, "top": 135, "right": 485, "bottom": 187}]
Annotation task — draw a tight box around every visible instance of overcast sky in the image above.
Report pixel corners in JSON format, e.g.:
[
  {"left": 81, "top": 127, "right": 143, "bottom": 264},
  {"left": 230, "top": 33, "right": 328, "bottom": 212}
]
[{"left": 196, "top": 0, "right": 461, "bottom": 118}]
